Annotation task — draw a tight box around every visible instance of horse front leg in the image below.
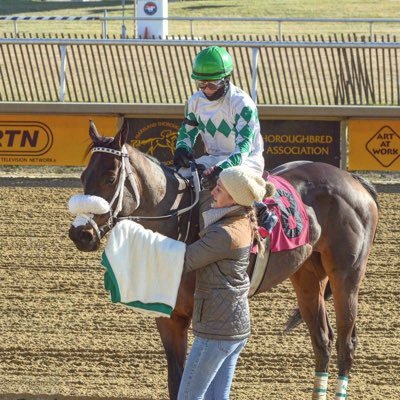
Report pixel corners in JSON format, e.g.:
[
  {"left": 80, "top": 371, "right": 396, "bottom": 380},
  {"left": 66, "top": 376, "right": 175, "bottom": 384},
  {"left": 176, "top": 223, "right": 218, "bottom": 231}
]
[{"left": 156, "top": 314, "right": 191, "bottom": 400}]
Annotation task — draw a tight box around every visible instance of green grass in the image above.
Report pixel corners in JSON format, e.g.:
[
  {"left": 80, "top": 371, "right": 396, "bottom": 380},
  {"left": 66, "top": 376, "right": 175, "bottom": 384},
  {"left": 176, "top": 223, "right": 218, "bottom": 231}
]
[{"left": 0, "top": 0, "right": 399, "bottom": 37}]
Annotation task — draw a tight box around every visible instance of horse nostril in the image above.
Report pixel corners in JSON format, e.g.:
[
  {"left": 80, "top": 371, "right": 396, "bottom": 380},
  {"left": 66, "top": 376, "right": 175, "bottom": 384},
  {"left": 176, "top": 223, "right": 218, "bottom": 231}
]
[{"left": 79, "top": 230, "right": 94, "bottom": 243}]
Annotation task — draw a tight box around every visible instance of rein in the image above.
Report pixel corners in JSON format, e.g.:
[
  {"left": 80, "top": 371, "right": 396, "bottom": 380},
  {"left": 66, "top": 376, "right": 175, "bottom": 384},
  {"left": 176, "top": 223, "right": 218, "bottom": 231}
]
[{"left": 69, "top": 144, "right": 200, "bottom": 242}]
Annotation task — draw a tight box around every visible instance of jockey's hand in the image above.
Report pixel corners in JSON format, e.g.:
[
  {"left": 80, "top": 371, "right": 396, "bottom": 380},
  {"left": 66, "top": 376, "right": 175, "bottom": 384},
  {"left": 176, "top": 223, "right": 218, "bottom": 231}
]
[
  {"left": 201, "top": 165, "right": 223, "bottom": 190},
  {"left": 196, "top": 163, "right": 207, "bottom": 176},
  {"left": 173, "top": 147, "right": 194, "bottom": 169}
]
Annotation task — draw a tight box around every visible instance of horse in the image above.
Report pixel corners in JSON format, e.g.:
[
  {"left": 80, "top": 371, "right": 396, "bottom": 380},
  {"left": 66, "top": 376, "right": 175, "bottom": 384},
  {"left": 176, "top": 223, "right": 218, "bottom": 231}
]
[{"left": 68, "top": 121, "right": 379, "bottom": 400}]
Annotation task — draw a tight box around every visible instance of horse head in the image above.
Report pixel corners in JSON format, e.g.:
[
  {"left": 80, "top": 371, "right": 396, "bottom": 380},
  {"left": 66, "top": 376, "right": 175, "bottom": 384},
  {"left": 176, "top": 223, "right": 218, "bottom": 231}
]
[
  {"left": 69, "top": 121, "right": 140, "bottom": 251},
  {"left": 68, "top": 120, "right": 199, "bottom": 252}
]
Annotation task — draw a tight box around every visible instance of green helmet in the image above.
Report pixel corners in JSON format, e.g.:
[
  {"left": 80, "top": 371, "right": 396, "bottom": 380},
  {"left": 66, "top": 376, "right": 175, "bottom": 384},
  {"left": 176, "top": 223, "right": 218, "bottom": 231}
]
[{"left": 191, "top": 46, "right": 233, "bottom": 81}]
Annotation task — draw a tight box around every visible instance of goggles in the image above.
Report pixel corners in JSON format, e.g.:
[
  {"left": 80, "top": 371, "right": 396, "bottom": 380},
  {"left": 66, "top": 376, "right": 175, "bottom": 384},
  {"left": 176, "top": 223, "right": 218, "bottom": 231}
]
[{"left": 195, "top": 79, "right": 225, "bottom": 91}]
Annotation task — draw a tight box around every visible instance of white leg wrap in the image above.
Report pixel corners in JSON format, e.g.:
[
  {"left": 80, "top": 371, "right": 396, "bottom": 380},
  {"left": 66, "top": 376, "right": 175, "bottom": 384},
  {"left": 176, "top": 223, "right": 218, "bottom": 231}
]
[
  {"left": 312, "top": 372, "right": 329, "bottom": 400},
  {"left": 335, "top": 376, "right": 349, "bottom": 399}
]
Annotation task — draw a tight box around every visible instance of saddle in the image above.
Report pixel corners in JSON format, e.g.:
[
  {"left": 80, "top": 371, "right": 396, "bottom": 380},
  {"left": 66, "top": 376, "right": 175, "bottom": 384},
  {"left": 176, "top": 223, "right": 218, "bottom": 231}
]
[
  {"left": 178, "top": 165, "right": 310, "bottom": 297},
  {"left": 248, "top": 173, "right": 310, "bottom": 297}
]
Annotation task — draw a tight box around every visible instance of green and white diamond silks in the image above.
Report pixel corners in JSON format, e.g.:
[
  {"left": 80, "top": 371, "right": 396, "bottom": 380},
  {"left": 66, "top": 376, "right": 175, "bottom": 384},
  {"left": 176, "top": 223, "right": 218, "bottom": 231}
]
[{"left": 176, "top": 84, "right": 264, "bottom": 174}]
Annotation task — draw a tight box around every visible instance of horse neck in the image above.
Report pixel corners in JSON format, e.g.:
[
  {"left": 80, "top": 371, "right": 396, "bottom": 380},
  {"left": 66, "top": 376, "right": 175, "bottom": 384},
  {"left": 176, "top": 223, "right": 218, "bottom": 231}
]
[{"left": 127, "top": 146, "right": 189, "bottom": 215}]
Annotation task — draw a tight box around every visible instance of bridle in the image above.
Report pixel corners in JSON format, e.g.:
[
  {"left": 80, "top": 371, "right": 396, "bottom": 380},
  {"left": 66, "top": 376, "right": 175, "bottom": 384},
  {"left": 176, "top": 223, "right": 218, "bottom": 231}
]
[{"left": 69, "top": 144, "right": 200, "bottom": 242}]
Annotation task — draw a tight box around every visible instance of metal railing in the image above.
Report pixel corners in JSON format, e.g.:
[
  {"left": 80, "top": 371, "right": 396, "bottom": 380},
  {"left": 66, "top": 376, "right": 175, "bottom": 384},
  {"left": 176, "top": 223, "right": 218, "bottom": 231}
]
[
  {"left": 128, "top": 16, "right": 400, "bottom": 39},
  {"left": 0, "top": 36, "right": 399, "bottom": 105},
  {"left": 1, "top": 15, "right": 400, "bottom": 39}
]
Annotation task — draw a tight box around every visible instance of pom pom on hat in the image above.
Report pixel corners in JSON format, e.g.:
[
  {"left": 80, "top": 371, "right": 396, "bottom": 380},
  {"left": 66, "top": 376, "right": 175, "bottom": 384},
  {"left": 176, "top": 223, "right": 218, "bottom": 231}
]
[
  {"left": 219, "top": 166, "right": 267, "bottom": 206},
  {"left": 264, "top": 181, "right": 276, "bottom": 199}
]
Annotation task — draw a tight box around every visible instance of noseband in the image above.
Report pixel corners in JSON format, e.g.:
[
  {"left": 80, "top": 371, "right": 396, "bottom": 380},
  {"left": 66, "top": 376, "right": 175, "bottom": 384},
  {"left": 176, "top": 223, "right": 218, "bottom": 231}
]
[{"left": 69, "top": 144, "right": 200, "bottom": 242}]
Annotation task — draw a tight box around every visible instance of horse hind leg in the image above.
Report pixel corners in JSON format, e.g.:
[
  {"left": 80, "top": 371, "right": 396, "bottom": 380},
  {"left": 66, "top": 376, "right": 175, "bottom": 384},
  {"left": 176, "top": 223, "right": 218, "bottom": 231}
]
[
  {"left": 324, "top": 280, "right": 360, "bottom": 400},
  {"left": 324, "top": 220, "right": 374, "bottom": 399},
  {"left": 329, "top": 272, "right": 363, "bottom": 400},
  {"left": 290, "top": 253, "right": 334, "bottom": 400}
]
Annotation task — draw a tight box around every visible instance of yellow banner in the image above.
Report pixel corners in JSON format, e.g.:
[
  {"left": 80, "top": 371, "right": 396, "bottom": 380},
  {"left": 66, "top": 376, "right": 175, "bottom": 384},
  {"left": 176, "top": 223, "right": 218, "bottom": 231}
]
[
  {"left": 348, "top": 119, "right": 400, "bottom": 171},
  {"left": 0, "top": 115, "right": 119, "bottom": 166}
]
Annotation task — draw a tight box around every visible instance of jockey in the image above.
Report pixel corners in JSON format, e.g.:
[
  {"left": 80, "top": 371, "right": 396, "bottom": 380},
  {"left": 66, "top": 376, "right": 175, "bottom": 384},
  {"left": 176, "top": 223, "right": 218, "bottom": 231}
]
[{"left": 173, "top": 46, "right": 265, "bottom": 190}]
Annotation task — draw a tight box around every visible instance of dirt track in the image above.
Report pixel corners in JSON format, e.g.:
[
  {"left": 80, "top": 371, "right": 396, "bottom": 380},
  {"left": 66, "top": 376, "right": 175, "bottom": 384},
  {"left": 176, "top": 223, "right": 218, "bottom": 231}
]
[{"left": 0, "top": 177, "right": 399, "bottom": 400}]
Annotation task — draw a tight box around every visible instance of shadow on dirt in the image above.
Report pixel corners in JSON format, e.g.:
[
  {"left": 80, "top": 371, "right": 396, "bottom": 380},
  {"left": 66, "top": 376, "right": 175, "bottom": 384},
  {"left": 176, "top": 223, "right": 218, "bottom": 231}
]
[{"left": 0, "top": 177, "right": 81, "bottom": 188}]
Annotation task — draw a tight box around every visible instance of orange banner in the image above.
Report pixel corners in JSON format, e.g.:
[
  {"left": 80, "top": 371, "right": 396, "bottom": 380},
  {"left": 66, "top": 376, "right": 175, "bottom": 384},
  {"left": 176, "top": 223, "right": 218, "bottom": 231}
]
[
  {"left": 348, "top": 119, "right": 400, "bottom": 171},
  {"left": 0, "top": 115, "right": 119, "bottom": 166}
]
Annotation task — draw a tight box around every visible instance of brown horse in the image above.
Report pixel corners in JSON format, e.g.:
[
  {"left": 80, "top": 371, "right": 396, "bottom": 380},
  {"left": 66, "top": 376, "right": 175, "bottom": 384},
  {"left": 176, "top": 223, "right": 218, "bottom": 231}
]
[{"left": 68, "top": 121, "right": 379, "bottom": 400}]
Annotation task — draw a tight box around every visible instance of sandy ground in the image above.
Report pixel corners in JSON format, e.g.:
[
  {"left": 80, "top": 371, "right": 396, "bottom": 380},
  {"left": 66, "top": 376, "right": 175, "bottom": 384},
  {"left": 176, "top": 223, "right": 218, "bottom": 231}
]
[{"left": 0, "top": 172, "right": 399, "bottom": 400}]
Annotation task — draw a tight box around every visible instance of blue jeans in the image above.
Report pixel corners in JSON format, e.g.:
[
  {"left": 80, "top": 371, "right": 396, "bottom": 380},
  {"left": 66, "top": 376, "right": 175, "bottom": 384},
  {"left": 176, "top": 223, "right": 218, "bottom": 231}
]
[{"left": 177, "top": 336, "right": 247, "bottom": 400}]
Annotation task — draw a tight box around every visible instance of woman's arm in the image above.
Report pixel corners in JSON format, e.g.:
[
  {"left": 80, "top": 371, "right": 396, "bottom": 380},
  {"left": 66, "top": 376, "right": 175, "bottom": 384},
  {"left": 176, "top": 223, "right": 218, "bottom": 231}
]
[{"left": 184, "top": 226, "right": 233, "bottom": 272}]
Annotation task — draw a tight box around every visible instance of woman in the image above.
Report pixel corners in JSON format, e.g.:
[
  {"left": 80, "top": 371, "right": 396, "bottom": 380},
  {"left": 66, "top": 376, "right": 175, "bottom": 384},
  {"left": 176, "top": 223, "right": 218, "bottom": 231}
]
[{"left": 178, "top": 165, "right": 268, "bottom": 400}]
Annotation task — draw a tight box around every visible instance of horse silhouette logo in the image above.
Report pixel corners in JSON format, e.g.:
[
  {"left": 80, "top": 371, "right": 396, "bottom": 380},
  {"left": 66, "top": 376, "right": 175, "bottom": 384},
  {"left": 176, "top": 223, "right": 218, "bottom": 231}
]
[{"left": 131, "top": 123, "right": 179, "bottom": 165}]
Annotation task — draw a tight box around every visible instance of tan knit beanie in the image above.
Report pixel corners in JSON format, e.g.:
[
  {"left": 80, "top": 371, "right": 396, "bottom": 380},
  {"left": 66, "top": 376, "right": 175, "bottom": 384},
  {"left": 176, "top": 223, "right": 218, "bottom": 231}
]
[{"left": 219, "top": 166, "right": 267, "bottom": 206}]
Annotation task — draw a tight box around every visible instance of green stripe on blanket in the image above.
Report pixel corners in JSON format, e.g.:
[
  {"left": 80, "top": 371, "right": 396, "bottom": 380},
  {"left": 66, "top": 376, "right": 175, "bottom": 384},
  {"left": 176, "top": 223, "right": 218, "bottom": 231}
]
[{"left": 101, "top": 252, "right": 173, "bottom": 317}]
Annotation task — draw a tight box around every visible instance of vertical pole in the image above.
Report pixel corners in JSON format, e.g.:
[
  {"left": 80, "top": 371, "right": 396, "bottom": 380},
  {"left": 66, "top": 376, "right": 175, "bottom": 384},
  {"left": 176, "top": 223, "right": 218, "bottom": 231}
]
[
  {"left": 59, "top": 45, "right": 68, "bottom": 102},
  {"left": 14, "top": 20, "right": 17, "bottom": 36},
  {"left": 340, "top": 119, "right": 348, "bottom": 170},
  {"left": 134, "top": 0, "right": 138, "bottom": 38},
  {"left": 251, "top": 47, "right": 259, "bottom": 103},
  {"left": 102, "top": 10, "right": 108, "bottom": 39},
  {"left": 278, "top": 20, "right": 282, "bottom": 41},
  {"left": 190, "top": 19, "right": 193, "bottom": 37},
  {"left": 122, "top": 0, "right": 127, "bottom": 38}
]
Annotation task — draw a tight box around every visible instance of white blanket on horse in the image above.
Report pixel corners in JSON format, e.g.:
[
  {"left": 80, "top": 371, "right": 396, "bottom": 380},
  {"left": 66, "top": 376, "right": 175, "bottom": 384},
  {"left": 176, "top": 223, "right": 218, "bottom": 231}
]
[{"left": 101, "top": 220, "right": 185, "bottom": 317}]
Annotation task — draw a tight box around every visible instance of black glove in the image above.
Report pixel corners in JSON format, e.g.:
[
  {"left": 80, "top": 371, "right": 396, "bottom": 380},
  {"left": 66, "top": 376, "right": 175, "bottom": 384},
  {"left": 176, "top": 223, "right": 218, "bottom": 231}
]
[
  {"left": 201, "top": 166, "right": 223, "bottom": 190},
  {"left": 255, "top": 201, "right": 278, "bottom": 236},
  {"left": 196, "top": 163, "right": 207, "bottom": 177},
  {"left": 173, "top": 147, "right": 194, "bottom": 169}
]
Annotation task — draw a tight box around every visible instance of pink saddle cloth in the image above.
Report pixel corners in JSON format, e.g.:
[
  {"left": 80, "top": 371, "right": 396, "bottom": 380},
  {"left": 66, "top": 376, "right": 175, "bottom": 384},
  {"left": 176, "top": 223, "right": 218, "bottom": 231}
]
[{"left": 263, "top": 174, "right": 310, "bottom": 253}]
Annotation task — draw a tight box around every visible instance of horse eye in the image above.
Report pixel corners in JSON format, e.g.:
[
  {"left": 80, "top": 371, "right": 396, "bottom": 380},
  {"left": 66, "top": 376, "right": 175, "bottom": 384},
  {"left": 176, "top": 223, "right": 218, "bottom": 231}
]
[{"left": 104, "top": 176, "right": 116, "bottom": 185}]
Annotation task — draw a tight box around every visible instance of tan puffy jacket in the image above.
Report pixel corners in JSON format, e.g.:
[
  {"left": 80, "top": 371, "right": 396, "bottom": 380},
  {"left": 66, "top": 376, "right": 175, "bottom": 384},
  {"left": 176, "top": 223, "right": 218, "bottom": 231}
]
[{"left": 184, "top": 206, "right": 253, "bottom": 340}]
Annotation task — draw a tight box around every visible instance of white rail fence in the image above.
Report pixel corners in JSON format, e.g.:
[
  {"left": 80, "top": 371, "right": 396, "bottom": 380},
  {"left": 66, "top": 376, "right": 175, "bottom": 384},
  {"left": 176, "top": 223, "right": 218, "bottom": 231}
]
[
  {"left": 0, "top": 37, "right": 399, "bottom": 105},
  {"left": 0, "top": 15, "right": 400, "bottom": 39}
]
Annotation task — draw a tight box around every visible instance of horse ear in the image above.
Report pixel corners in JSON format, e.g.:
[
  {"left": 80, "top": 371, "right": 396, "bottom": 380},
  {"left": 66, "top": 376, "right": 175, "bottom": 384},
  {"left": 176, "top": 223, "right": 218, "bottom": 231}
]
[
  {"left": 114, "top": 119, "right": 129, "bottom": 148},
  {"left": 89, "top": 120, "right": 101, "bottom": 143}
]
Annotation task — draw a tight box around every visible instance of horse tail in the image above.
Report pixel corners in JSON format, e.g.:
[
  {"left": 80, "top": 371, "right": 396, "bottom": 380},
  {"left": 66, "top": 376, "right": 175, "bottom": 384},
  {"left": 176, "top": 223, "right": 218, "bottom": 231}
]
[
  {"left": 284, "top": 282, "right": 332, "bottom": 333},
  {"left": 350, "top": 173, "right": 380, "bottom": 211}
]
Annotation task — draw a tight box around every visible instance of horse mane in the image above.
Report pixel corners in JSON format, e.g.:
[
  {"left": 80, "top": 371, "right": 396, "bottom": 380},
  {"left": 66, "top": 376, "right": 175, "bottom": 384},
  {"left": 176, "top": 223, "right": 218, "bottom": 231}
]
[{"left": 142, "top": 151, "right": 174, "bottom": 174}]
